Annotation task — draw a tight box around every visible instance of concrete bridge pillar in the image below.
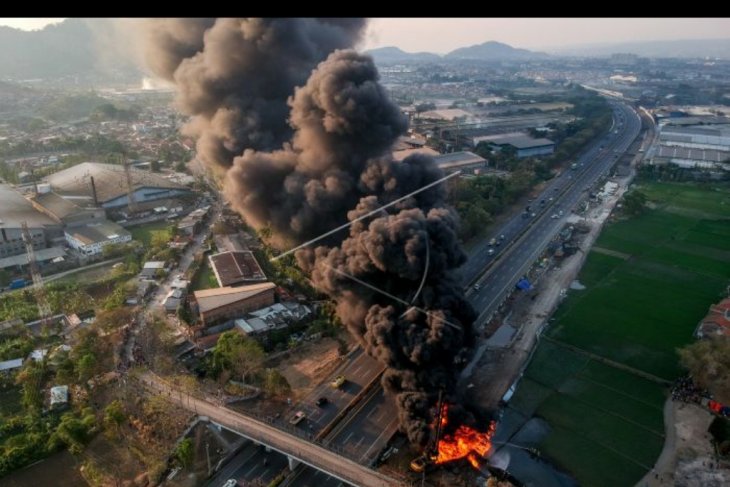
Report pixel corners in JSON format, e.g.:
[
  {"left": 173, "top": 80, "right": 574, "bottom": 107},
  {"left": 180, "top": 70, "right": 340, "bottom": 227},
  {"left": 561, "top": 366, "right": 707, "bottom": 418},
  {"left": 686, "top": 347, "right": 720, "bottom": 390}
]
[{"left": 287, "top": 456, "right": 300, "bottom": 471}]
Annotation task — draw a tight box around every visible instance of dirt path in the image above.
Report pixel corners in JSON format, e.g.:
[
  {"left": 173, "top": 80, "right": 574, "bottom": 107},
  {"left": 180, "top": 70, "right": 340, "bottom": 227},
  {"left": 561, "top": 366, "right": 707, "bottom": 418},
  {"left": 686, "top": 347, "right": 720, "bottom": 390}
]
[
  {"left": 635, "top": 401, "right": 730, "bottom": 487},
  {"left": 592, "top": 246, "right": 631, "bottom": 260}
]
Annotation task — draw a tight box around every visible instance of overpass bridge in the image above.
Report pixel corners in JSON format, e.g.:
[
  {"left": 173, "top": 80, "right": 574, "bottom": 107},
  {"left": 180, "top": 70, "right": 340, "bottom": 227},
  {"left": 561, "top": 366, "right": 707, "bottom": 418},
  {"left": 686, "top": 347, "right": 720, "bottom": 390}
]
[{"left": 137, "top": 372, "right": 403, "bottom": 487}]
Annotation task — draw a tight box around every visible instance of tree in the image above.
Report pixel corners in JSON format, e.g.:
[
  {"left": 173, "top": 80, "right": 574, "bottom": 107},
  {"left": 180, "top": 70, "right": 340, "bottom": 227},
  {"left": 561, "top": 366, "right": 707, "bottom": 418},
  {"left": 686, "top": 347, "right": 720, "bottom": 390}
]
[
  {"left": 623, "top": 190, "right": 648, "bottom": 216},
  {"left": 150, "top": 160, "right": 161, "bottom": 172},
  {"left": 77, "top": 353, "right": 97, "bottom": 383},
  {"left": 16, "top": 361, "right": 45, "bottom": 413},
  {"left": 173, "top": 437, "right": 194, "bottom": 468},
  {"left": 104, "top": 400, "right": 126, "bottom": 431},
  {"left": 210, "top": 331, "right": 265, "bottom": 384},
  {"left": 679, "top": 335, "right": 730, "bottom": 403},
  {"left": 263, "top": 368, "right": 291, "bottom": 397}
]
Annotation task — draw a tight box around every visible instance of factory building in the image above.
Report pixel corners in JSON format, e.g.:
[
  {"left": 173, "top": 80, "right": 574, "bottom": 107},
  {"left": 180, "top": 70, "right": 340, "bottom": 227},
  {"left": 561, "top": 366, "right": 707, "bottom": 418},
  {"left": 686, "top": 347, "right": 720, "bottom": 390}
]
[
  {"left": 0, "top": 184, "right": 62, "bottom": 259},
  {"left": 193, "top": 282, "right": 276, "bottom": 327},
  {"left": 64, "top": 220, "right": 132, "bottom": 256},
  {"left": 45, "top": 162, "right": 192, "bottom": 211},
  {"left": 470, "top": 131, "right": 555, "bottom": 158},
  {"left": 433, "top": 151, "right": 488, "bottom": 175}
]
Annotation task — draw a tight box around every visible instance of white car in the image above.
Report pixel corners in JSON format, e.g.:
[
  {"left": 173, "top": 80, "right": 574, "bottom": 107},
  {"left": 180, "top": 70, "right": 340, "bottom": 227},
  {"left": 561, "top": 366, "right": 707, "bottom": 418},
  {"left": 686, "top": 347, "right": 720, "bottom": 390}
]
[
  {"left": 223, "top": 480, "right": 238, "bottom": 487},
  {"left": 473, "top": 283, "right": 481, "bottom": 291}
]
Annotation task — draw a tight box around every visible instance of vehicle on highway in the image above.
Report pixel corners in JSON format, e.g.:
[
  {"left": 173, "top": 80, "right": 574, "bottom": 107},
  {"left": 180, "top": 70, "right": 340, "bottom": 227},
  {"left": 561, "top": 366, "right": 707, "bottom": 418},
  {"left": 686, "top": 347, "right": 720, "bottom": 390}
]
[
  {"left": 473, "top": 283, "right": 481, "bottom": 291},
  {"left": 331, "top": 375, "right": 346, "bottom": 389},
  {"left": 499, "top": 234, "right": 505, "bottom": 241},
  {"left": 530, "top": 212, "right": 536, "bottom": 217},
  {"left": 223, "top": 480, "right": 238, "bottom": 487},
  {"left": 315, "top": 397, "right": 328, "bottom": 407},
  {"left": 289, "top": 411, "right": 306, "bottom": 425},
  {"left": 551, "top": 214, "right": 559, "bottom": 219},
  {"left": 487, "top": 248, "right": 495, "bottom": 256},
  {"left": 571, "top": 163, "right": 578, "bottom": 170},
  {"left": 488, "top": 238, "right": 497, "bottom": 246},
  {"left": 558, "top": 210, "right": 564, "bottom": 216}
]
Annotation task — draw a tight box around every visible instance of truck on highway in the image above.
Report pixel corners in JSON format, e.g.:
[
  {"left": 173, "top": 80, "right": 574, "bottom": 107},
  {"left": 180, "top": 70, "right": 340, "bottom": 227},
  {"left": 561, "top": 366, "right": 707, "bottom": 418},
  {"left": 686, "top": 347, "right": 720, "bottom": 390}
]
[{"left": 8, "top": 278, "right": 28, "bottom": 290}]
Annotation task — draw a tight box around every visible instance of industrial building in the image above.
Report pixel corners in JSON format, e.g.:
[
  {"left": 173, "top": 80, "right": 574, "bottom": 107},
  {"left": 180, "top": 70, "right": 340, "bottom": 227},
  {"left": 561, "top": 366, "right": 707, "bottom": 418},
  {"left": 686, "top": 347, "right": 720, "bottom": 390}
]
[
  {"left": 654, "top": 123, "right": 730, "bottom": 170},
  {"left": 208, "top": 251, "right": 267, "bottom": 287},
  {"left": 660, "top": 124, "right": 730, "bottom": 151},
  {"left": 433, "top": 151, "right": 488, "bottom": 175},
  {"left": 64, "top": 220, "right": 132, "bottom": 256},
  {"left": 234, "top": 302, "right": 312, "bottom": 335},
  {"left": 0, "top": 184, "right": 62, "bottom": 259},
  {"left": 30, "top": 185, "right": 106, "bottom": 228},
  {"left": 193, "top": 282, "right": 276, "bottom": 327},
  {"left": 470, "top": 131, "right": 555, "bottom": 158},
  {"left": 45, "top": 162, "right": 192, "bottom": 210}
]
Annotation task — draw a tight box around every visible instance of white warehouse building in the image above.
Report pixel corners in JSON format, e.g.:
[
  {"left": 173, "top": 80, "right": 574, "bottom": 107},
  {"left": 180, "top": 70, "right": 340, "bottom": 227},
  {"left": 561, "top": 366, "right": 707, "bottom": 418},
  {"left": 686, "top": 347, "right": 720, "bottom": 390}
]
[{"left": 64, "top": 220, "right": 132, "bottom": 256}]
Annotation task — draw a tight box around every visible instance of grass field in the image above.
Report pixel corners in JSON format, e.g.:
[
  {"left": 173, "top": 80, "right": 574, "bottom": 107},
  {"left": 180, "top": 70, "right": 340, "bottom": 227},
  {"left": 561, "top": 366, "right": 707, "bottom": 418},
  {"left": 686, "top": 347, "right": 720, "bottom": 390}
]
[
  {"left": 129, "top": 221, "right": 174, "bottom": 247},
  {"left": 506, "top": 181, "right": 730, "bottom": 487},
  {"left": 191, "top": 261, "right": 218, "bottom": 291}
]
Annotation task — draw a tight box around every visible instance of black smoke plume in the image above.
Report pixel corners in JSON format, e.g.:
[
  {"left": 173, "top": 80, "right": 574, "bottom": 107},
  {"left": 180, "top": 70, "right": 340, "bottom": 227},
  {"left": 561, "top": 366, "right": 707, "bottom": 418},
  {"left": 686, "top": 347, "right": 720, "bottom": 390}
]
[
  {"left": 146, "top": 18, "right": 476, "bottom": 447},
  {"left": 144, "top": 18, "right": 366, "bottom": 170}
]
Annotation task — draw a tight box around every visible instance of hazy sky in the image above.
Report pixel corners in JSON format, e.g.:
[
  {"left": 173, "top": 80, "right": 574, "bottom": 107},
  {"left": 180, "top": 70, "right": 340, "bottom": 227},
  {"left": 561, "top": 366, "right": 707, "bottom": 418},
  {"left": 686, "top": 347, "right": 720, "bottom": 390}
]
[{"left": 1, "top": 18, "right": 728, "bottom": 53}]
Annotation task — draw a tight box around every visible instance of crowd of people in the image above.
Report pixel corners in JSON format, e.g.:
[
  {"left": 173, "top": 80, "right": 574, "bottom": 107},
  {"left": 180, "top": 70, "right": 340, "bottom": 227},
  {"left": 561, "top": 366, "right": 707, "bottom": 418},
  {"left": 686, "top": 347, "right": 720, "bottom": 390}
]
[{"left": 671, "top": 376, "right": 711, "bottom": 404}]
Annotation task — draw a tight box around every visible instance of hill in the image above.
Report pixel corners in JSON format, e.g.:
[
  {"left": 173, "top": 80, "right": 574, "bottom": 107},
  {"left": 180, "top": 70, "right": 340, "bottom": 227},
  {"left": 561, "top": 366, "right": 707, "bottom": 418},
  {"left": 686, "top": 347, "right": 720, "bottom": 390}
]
[
  {"left": 446, "top": 40, "right": 549, "bottom": 61},
  {"left": 0, "top": 19, "right": 140, "bottom": 80},
  {"left": 365, "top": 46, "right": 441, "bottom": 63}
]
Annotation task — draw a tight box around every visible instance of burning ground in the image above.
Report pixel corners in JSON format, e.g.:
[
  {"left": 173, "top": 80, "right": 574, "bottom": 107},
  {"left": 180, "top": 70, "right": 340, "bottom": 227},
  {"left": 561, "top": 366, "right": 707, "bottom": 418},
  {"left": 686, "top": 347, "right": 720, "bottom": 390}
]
[{"left": 145, "top": 17, "right": 488, "bottom": 449}]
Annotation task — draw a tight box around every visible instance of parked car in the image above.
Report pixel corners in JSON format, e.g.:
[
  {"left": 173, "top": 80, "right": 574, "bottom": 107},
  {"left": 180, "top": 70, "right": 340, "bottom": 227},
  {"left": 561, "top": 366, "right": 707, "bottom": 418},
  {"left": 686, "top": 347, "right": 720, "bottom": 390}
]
[
  {"left": 289, "top": 411, "right": 306, "bottom": 425},
  {"left": 331, "top": 375, "right": 346, "bottom": 389}
]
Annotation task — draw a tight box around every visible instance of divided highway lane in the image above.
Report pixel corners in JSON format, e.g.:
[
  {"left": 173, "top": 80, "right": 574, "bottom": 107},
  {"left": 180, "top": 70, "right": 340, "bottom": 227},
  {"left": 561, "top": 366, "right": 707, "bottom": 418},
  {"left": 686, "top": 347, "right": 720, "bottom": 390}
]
[
  {"left": 208, "top": 349, "right": 384, "bottom": 486},
  {"left": 288, "top": 388, "right": 400, "bottom": 487},
  {"left": 466, "top": 102, "right": 641, "bottom": 326},
  {"left": 459, "top": 104, "right": 628, "bottom": 288}
]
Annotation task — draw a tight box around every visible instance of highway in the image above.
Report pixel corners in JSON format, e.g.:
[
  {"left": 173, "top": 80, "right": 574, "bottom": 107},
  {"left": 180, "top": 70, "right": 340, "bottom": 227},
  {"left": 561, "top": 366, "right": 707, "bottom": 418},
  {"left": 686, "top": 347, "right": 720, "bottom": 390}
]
[
  {"left": 207, "top": 348, "right": 384, "bottom": 486},
  {"left": 286, "top": 388, "right": 400, "bottom": 486},
  {"left": 463, "top": 101, "right": 641, "bottom": 328},
  {"left": 205, "top": 100, "right": 642, "bottom": 486},
  {"left": 138, "top": 372, "right": 401, "bottom": 487}
]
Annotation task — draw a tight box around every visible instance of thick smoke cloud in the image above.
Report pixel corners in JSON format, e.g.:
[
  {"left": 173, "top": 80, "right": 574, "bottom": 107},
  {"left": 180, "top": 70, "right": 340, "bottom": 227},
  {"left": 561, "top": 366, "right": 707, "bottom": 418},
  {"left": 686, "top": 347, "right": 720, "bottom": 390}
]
[
  {"left": 146, "top": 18, "right": 476, "bottom": 447},
  {"left": 144, "top": 18, "right": 365, "bottom": 170}
]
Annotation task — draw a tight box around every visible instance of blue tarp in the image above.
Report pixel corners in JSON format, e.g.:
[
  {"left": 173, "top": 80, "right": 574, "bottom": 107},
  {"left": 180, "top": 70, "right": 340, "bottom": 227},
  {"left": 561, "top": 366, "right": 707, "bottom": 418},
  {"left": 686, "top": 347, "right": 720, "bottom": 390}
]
[{"left": 516, "top": 278, "right": 532, "bottom": 291}]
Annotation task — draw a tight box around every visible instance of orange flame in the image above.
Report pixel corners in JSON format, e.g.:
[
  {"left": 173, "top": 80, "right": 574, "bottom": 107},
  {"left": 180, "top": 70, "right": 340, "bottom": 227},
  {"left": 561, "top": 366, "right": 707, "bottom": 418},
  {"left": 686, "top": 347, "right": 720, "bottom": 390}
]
[{"left": 433, "top": 404, "right": 496, "bottom": 469}]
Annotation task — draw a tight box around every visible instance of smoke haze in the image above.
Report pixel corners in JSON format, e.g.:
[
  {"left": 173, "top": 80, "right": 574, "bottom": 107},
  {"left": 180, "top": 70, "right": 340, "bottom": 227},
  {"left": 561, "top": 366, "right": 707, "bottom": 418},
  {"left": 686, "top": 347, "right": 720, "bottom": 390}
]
[{"left": 146, "top": 18, "right": 477, "bottom": 446}]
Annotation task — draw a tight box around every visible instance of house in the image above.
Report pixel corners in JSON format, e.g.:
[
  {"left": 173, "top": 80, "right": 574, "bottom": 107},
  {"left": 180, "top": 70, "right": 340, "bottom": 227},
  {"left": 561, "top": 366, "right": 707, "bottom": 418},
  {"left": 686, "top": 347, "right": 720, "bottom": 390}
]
[
  {"left": 193, "top": 282, "right": 276, "bottom": 327},
  {"left": 0, "top": 358, "right": 24, "bottom": 375},
  {"left": 139, "top": 261, "right": 167, "bottom": 280},
  {"left": 50, "top": 385, "right": 69, "bottom": 409},
  {"left": 164, "top": 288, "right": 186, "bottom": 313},
  {"left": 696, "top": 297, "right": 730, "bottom": 338}
]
